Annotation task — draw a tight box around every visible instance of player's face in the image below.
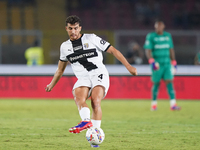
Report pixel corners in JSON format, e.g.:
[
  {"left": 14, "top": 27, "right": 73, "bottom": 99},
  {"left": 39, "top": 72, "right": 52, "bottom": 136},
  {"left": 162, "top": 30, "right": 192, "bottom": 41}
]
[
  {"left": 65, "top": 23, "right": 82, "bottom": 41},
  {"left": 154, "top": 22, "right": 165, "bottom": 34}
]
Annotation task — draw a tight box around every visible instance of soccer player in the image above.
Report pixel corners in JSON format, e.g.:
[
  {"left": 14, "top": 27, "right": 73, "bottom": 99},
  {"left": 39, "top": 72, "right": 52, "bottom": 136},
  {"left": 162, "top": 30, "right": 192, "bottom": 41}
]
[
  {"left": 45, "top": 15, "right": 137, "bottom": 147},
  {"left": 194, "top": 50, "right": 200, "bottom": 65},
  {"left": 143, "top": 19, "right": 181, "bottom": 111}
]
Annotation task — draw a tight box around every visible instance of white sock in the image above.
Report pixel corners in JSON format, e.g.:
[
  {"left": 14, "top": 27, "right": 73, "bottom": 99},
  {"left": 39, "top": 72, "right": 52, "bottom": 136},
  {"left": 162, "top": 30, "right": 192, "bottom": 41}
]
[
  {"left": 91, "top": 119, "right": 101, "bottom": 128},
  {"left": 170, "top": 99, "right": 176, "bottom": 106},
  {"left": 79, "top": 107, "right": 90, "bottom": 121},
  {"left": 151, "top": 101, "right": 157, "bottom": 106}
]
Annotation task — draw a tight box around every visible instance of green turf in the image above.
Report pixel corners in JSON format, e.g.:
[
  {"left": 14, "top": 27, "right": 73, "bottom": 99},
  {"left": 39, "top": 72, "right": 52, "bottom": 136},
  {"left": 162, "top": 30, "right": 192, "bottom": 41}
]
[{"left": 0, "top": 99, "right": 200, "bottom": 150}]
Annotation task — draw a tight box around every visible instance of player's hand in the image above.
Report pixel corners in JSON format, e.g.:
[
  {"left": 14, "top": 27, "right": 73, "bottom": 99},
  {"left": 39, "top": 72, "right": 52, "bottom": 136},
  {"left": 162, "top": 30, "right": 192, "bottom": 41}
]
[
  {"left": 127, "top": 65, "right": 137, "bottom": 76},
  {"left": 149, "top": 58, "right": 159, "bottom": 70},
  {"left": 45, "top": 84, "right": 53, "bottom": 92},
  {"left": 171, "top": 60, "right": 177, "bottom": 74}
]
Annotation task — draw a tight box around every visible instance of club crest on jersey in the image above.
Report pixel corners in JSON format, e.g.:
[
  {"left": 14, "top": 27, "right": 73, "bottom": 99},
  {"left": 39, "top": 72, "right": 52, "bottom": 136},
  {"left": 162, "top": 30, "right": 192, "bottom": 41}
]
[
  {"left": 84, "top": 43, "right": 89, "bottom": 49},
  {"left": 165, "top": 36, "right": 169, "bottom": 41}
]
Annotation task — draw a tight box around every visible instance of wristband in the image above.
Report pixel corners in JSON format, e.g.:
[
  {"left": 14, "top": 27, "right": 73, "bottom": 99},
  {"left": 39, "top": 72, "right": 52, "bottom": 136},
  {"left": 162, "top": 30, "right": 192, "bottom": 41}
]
[
  {"left": 171, "top": 60, "right": 177, "bottom": 66},
  {"left": 148, "top": 58, "right": 155, "bottom": 64}
]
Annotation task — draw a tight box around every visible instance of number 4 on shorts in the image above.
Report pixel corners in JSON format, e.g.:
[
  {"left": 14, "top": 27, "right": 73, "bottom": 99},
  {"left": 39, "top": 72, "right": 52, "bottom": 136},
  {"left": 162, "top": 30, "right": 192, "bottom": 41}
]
[{"left": 98, "top": 74, "right": 103, "bottom": 79}]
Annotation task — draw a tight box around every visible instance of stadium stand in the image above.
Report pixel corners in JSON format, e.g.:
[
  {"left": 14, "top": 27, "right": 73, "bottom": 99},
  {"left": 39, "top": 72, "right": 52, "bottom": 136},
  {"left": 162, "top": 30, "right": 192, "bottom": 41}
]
[
  {"left": 68, "top": 0, "right": 200, "bottom": 30},
  {"left": 1, "top": 0, "right": 200, "bottom": 64}
]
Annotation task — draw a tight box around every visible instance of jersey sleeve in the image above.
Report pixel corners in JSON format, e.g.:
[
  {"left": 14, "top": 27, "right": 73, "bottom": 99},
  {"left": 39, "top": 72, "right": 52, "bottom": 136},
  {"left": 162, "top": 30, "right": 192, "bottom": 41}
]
[
  {"left": 143, "top": 33, "right": 153, "bottom": 50},
  {"left": 168, "top": 33, "right": 174, "bottom": 49},
  {"left": 59, "top": 43, "right": 68, "bottom": 62},
  {"left": 91, "top": 34, "right": 111, "bottom": 52}
]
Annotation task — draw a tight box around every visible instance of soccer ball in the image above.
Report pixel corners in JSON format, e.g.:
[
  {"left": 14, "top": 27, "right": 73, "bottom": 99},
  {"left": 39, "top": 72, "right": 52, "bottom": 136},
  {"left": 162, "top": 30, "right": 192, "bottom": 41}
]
[{"left": 86, "top": 127, "right": 105, "bottom": 145}]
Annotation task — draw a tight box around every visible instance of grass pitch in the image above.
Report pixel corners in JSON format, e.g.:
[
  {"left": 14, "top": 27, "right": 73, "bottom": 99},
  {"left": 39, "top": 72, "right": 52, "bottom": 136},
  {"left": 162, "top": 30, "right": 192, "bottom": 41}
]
[{"left": 0, "top": 99, "right": 200, "bottom": 150}]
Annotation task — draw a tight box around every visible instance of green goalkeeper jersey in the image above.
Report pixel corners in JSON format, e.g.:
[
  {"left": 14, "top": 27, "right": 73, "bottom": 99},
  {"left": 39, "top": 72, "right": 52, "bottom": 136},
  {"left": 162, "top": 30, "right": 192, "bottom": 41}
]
[{"left": 143, "top": 31, "right": 174, "bottom": 65}]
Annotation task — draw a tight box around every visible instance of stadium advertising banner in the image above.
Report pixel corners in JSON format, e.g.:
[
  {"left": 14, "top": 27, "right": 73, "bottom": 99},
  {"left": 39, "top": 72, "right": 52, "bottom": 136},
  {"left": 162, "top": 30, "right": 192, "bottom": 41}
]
[{"left": 0, "top": 76, "right": 199, "bottom": 99}]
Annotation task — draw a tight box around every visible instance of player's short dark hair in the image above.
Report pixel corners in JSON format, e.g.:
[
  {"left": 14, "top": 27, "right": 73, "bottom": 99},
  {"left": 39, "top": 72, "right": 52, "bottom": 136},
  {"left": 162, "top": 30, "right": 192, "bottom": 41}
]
[
  {"left": 66, "top": 15, "right": 81, "bottom": 26},
  {"left": 155, "top": 18, "right": 164, "bottom": 23}
]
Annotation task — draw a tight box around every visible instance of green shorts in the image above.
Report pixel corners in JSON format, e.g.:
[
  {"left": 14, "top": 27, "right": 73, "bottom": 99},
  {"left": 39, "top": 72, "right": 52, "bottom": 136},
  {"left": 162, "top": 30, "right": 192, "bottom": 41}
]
[{"left": 151, "top": 65, "right": 174, "bottom": 83}]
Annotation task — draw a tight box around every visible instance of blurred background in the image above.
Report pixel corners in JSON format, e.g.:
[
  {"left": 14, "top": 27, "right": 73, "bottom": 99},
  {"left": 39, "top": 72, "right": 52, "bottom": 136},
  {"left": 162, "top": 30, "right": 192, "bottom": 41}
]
[{"left": 0, "top": 0, "right": 200, "bottom": 65}]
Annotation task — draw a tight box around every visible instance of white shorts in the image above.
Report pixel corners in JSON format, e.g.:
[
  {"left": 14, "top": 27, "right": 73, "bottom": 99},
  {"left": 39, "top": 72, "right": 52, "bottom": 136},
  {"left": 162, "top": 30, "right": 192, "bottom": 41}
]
[{"left": 72, "top": 72, "right": 110, "bottom": 98}]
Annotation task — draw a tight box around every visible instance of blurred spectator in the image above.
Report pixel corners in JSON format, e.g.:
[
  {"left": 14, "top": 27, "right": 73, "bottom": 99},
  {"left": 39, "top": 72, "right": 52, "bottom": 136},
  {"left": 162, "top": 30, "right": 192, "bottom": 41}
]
[
  {"left": 80, "top": 0, "right": 95, "bottom": 10},
  {"left": 68, "top": 0, "right": 95, "bottom": 10},
  {"left": 8, "top": 0, "right": 22, "bottom": 6},
  {"left": 145, "top": 0, "right": 160, "bottom": 24},
  {"left": 189, "top": 2, "right": 200, "bottom": 28},
  {"left": 67, "top": 0, "right": 80, "bottom": 10},
  {"left": 135, "top": 1, "right": 148, "bottom": 23},
  {"left": 135, "top": 0, "right": 160, "bottom": 25},
  {"left": 25, "top": 40, "right": 44, "bottom": 66},
  {"left": 8, "top": 0, "right": 35, "bottom": 5},
  {"left": 126, "top": 42, "right": 144, "bottom": 64},
  {"left": 172, "top": 3, "right": 189, "bottom": 29},
  {"left": 194, "top": 51, "right": 200, "bottom": 65}
]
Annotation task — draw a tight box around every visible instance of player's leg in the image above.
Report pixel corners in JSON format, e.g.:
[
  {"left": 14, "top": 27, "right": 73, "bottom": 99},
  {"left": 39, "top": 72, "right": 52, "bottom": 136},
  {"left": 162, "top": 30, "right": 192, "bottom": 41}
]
[
  {"left": 165, "top": 80, "right": 175, "bottom": 100},
  {"left": 89, "top": 85, "right": 105, "bottom": 148},
  {"left": 89, "top": 72, "right": 109, "bottom": 148},
  {"left": 164, "top": 65, "right": 181, "bottom": 110},
  {"left": 73, "top": 86, "right": 91, "bottom": 120},
  {"left": 69, "top": 78, "right": 93, "bottom": 133},
  {"left": 90, "top": 85, "right": 105, "bottom": 128},
  {"left": 164, "top": 80, "right": 181, "bottom": 110},
  {"left": 151, "top": 82, "right": 160, "bottom": 110},
  {"left": 90, "top": 72, "right": 109, "bottom": 127},
  {"left": 151, "top": 68, "right": 162, "bottom": 110}
]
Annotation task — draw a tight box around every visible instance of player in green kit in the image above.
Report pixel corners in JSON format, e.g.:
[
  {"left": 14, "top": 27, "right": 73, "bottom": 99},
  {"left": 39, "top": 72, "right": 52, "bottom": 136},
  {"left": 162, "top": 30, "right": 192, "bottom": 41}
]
[{"left": 143, "top": 19, "right": 181, "bottom": 111}]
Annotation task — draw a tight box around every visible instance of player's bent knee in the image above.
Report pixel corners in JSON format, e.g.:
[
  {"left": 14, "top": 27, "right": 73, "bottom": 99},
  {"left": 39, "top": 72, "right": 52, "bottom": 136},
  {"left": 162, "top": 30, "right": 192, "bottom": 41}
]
[
  {"left": 91, "top": 98, "right": 101, "bottom": 109},
  {"left": 153, "top": 82, "right": 160, "bottom": 85},
  {"left": 164, "top": 80, "right": 172, "bottom": 84}
]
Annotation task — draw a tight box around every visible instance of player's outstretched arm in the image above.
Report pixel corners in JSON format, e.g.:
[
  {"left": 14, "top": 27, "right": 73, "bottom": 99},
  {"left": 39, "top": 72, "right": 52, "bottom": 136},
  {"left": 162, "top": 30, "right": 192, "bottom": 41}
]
[
  {"left": 106, "top": 46, "right": 137, "bottom": 76},
  {"left": 45, "top": 60, "right": 68, "bottom": 92}
]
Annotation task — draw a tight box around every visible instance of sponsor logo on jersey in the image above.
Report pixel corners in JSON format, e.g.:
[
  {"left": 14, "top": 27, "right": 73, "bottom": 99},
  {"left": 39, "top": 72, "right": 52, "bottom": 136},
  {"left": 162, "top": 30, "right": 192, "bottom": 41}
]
[
  {"left": 100, "top": 39, "right": 106, "bottom": 45},
  {"left": 73, "top": 45, "right": 83, "bottom": 51},
  {"left": 154, "top": 37, "right": 169, "bottom": 41},
  {"left": 154, "top": 44, "right": 170, "bottom": 49},
  {"left": 69, "top": 52, "right": 95, "bottom": 62},
  {"left": 67, "top": 49, "right": 98, "bottom": 71},
  {"left": 67, "top": 49, "right": 98, "bottom": 63}
]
